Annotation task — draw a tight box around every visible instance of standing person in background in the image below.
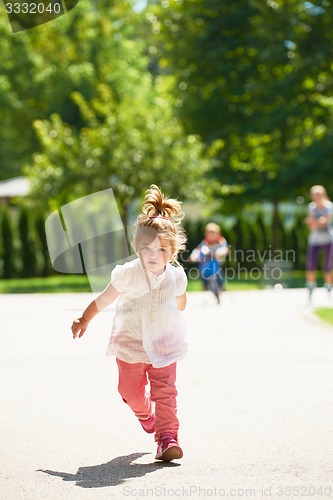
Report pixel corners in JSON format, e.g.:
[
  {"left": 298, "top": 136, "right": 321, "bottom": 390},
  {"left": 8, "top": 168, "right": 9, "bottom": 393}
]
[{"left": 305, "top": 185, "right": 333, "bottom": 298}]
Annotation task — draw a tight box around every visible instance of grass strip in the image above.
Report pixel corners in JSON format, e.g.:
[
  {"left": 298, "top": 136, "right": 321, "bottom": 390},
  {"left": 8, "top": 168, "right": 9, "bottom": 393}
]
[
  {"left": 314, "top": 308, "right": 333, "bottom": 327},
  {"left": 0, "top": 275, "right": 260, "bottom": 293}
]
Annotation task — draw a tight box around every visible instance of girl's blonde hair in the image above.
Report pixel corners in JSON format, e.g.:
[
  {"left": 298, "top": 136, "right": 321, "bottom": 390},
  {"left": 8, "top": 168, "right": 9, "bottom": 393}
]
[{"left": 132, "top": 184, "right": 187, "bottom": 264}]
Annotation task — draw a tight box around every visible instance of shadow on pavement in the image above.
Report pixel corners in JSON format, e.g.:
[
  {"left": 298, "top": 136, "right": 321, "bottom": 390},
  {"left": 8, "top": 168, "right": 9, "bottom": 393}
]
[{"left": 38, "top": 452, "right": 180, "bottom": 488}]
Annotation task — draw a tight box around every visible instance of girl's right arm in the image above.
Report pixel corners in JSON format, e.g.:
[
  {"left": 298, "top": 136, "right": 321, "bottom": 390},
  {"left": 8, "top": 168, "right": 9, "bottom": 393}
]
[{"left": 71, "top": 282, "right": 120, "bottom": 339}]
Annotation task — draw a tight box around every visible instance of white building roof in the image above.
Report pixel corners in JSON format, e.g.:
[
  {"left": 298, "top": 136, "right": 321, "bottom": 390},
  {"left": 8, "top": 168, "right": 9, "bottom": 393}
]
[{"left": 0, "top": 177, "right": 30, "bottom": 198}]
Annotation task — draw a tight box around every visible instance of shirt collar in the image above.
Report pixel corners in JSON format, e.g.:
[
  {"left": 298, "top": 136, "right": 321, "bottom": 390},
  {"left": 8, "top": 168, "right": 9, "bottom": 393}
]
[
  {"left": 147, "top": 267, "right": 167, "bottom": 283},
  {"left": 138, "top": 258, "right": 168, "bottom": 283}
]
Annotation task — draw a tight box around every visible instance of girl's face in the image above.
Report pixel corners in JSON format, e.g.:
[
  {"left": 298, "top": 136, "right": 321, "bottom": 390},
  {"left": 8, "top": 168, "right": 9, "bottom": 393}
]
[{"left": 139, "top": 236, "right": 173, "bottom": 275}]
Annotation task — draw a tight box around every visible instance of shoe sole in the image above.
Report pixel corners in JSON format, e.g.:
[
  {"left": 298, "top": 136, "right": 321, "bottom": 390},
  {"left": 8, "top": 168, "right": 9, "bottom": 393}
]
[{"left": 156, "top": 445, "right": 183, "bottom": 462}]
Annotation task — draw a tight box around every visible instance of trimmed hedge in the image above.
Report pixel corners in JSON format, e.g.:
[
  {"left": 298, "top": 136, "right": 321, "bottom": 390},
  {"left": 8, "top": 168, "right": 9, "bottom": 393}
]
[
  {"left": 0, "top": 206, "right": 52, "bottom": 279},
  {"left": 0, "top": 205, "right": 309, "bottom": 279}
]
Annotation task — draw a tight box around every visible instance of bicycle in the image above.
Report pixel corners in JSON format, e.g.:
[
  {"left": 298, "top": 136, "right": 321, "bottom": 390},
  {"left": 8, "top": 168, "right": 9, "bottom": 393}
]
[{"left": 191, "top": 243, "right": 228, "bottom": 304}]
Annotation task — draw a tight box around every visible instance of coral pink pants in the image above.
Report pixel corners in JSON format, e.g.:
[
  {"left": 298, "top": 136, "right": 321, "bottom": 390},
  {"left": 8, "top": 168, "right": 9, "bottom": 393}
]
[{"left": 116, "top": 358, "right": 179, "bottom": 441}]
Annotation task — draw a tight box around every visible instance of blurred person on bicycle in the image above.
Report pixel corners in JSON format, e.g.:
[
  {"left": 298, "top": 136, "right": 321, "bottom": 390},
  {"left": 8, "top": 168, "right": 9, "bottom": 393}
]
[{"left": 189, "top": 222, "right": 229, "bottom": 304}]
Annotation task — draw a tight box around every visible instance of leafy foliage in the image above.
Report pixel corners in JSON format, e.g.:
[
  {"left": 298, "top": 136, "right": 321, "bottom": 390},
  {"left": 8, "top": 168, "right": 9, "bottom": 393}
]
[
  {"left": 27, "top": 78, "right": 209, "bottom": 217},
  {"left": 145, "top": 0, "right": 333, "bottom": 203},
  {"left": 1, "top": 0, "right": 333, "bottom": 214}
]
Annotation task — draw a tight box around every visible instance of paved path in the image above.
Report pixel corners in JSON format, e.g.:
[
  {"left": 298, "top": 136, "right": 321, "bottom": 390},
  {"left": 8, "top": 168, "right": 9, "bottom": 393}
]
[{"left": 1, "top": 288, "right": 333, "bottom": 500}]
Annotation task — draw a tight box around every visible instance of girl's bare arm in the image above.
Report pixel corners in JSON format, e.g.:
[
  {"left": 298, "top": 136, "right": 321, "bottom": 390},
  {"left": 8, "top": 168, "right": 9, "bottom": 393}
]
[
  {"left": 176, "top": 292, "right": 187, "bottom": 311},
  {"left": 72, "top": 283, "right": 120, "bottom": 339}
]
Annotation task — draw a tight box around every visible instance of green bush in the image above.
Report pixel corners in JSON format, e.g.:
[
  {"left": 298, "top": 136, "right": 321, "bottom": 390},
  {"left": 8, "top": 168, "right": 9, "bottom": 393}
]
[
  {"left": 0, "top": 203, "right": 310, "bottom": 280},
  {"left": 18, "top": 207, "right": 37, "bottom": 278},
  {"left": 1, "top": 208, "right": 16, "bottom": 279},
  {"left": 35, "top": 212, "right": 52, "bottom": 276}
]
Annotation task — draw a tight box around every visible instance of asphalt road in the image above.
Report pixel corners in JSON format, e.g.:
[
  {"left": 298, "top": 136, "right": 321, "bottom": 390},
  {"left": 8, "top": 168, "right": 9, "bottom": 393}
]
[{"left": 1, "top": 288, "right": 333, "bottom": 500}]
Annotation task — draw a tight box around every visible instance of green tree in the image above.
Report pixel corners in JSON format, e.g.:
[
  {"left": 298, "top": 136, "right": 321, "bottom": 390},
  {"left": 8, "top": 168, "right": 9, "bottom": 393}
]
[
  {"left": 1, "top": 0, "right": 209, "bottom": 218},
  {"left": 27, "top": 77, "right": 209, "bottom": 222},
  {"left": 0, "top": 0, "right": 144, "bottom": 179},
  {"left": 145, "top": 0, "right": 333, "bottom": 204}
]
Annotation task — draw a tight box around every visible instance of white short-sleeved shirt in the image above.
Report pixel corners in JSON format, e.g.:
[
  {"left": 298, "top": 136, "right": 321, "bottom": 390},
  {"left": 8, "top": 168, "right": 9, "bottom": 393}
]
[
  {"left": 308, "top": 201, "right": 333, "bottom": 245},
  {"left": 106, "top": 258, "right": 188, "bottom": 368}
]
